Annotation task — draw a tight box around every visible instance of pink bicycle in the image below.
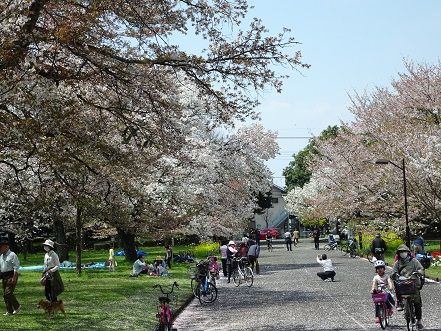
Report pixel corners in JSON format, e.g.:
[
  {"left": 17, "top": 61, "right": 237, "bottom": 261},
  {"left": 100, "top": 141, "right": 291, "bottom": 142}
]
[
  {"left": 372, "top": 290, "right": 393, "bottom": 329},
  {"left": 154, "top": 282, "right": 179, "bottom": 331}
]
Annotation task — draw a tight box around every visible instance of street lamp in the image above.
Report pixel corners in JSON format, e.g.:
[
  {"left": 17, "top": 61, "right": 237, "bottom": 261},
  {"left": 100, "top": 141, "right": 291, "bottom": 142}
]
[{"left": 375, "top": 158, "right": 410, "bottom": 248}]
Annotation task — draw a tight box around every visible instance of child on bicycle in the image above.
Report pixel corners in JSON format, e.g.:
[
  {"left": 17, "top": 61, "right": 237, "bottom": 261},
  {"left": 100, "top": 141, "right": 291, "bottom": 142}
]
[{"left": 371, "top": 260, "right": 395, "bottom": 323}]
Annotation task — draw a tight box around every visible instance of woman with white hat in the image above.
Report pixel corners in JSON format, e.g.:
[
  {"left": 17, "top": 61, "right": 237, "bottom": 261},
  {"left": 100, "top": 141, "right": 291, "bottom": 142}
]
[{"left": 42, "top": 239, "right": 64, "bottom": 302}]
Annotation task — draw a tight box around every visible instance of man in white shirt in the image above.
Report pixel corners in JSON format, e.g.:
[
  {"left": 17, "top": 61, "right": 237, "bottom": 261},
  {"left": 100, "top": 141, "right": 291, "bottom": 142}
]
[
  {"left": 316, "top": 254, "right": 336, "bottom": 282},
  {"left": 0, "top": 236, "right": 20, "bottom": 315},
  {"left": 132, "top": 255, "right": 148, "bottom": 276},
  {"left": 284, "top": 231, "right": 293, "bottom": 251}
]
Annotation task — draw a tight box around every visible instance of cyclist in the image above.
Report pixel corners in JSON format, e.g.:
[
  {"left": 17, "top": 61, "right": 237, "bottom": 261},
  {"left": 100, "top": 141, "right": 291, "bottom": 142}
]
[
  {"left": 392, "top": 244, "right": 424, "bottom": 330},
  {"left": 370, "top": 260, "right": 395, "bottom": 323},
  {"left": 371, "top": 233, "right": 387, "bottom": 261}
]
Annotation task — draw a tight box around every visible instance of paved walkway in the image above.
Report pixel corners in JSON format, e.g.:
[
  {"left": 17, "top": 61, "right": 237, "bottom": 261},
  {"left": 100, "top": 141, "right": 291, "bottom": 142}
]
[{"left": 174, "top": 240, "right": 441, "bottom": 331}]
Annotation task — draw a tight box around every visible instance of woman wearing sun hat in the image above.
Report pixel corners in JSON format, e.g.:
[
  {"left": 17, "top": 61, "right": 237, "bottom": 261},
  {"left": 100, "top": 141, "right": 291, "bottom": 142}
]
[{"left": 42, "top": 239, "right": 64, "bottom": 302}]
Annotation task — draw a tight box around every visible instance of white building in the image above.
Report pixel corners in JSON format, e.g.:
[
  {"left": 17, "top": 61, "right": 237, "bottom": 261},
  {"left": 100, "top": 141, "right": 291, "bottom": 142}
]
[{"left": 253, "top": 184, "right": 290, "bottom": 231}]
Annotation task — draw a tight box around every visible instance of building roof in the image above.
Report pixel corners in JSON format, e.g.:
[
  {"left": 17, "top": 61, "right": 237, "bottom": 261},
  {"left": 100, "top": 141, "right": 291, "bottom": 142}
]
[{"left": 271, "top": 183, "right": 287, "bottom": 195}]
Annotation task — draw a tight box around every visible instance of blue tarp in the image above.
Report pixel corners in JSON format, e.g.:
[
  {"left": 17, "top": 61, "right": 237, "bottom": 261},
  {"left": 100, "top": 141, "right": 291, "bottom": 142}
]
[
  {"left": 115, "top": 250, "right": 148, "bottom": 256},
  {"left": 19, "top": 261, "right": 107, "bottom": 271}
]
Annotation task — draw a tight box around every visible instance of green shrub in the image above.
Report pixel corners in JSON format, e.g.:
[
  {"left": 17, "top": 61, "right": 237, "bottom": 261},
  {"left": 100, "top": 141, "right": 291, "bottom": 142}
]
[{"left": 188, "top": 242, "right": 220, "bottom": 259}]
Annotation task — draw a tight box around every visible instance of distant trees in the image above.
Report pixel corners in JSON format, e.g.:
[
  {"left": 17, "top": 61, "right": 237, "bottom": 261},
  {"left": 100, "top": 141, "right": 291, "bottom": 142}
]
[{"left": 283, "top": 125, "right": 338, "bottom": 191}]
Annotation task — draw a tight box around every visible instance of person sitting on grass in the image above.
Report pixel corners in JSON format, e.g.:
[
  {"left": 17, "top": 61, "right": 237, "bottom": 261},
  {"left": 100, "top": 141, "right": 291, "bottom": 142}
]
[
  {"left": 131, "top": 255, "right": 148, "bottom": 277},
  {"left": 316, "top": 254, "right": 336, "bottom": 282}
]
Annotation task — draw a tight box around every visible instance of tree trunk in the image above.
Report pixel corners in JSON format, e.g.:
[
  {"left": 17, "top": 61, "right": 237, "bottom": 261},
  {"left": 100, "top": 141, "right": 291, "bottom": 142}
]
[
  {"left": 117, "top": 227, "right": 137, "bottom": 262},
  {"left": 7, "top": 232, "right": 18, "bottom": 253},
  {"left": 54, "top": 219, "right": 69, "bottom": 262},
  {"left": 75, "top": 205, "right": 83, "bottom": 276}
]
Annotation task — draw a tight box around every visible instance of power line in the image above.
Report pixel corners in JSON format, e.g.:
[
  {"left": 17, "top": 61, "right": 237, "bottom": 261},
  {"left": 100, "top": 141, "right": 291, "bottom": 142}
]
[{"left": 276, "top": 136, "right": 313, "bottom": 139}]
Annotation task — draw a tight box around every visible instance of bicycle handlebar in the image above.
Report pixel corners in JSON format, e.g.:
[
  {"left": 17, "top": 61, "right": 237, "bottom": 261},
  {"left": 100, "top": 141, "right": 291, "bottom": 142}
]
[{"left": 153, "top": 281, "right": 179, "bottom": 294}]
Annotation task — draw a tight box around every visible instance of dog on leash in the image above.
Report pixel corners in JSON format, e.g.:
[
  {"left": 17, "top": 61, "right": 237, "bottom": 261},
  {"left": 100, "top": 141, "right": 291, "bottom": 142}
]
[{"left": 37, "top": 299, "right": 66, "bottom": 317}]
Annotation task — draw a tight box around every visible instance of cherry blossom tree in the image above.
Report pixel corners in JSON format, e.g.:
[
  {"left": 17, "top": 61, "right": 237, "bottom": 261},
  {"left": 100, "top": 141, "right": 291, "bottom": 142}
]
[{"left": 286, "top": 62, "right": 441, "bottom": 236}]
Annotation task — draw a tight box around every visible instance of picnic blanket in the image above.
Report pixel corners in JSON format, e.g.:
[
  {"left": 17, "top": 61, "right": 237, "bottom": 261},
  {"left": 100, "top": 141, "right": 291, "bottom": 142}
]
[
  {"left": 19, "top": 261, "right": 107, "bottom": 271},
  {"left": 115, "top": 250, "right": 148, "bottom": 256}
]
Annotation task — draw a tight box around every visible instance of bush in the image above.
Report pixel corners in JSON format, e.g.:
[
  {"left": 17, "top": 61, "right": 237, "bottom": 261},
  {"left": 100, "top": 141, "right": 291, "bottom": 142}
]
[{"left": 188, "top": 242, "right": 220, "bottom": 259}]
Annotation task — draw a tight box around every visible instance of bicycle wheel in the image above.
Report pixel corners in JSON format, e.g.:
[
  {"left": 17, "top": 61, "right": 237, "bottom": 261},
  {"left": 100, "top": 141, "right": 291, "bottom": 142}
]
[
  {"left": 324, "top": 244, "right": 331, "bottom": 251},
  {"left": 232, "top": 269, "right": 241, "bottom": 287},
  {"left": 404, "top": 299, "right": 413, "bottom": 331},
  {"left": 160, "top": 306, "right": 173, "bottom": 331},
  {"left": 341, "top": 245, "right": 349, "bottom": 256},
  {"left": 198, "top": 282, "right": 217, "bottom": 303},
  {"left": 187, "top": 264, "right": 196, "bottom": 278},
  {"left": 191, "top": 277, "right": 200, "bottom": 297},
  {"left": 378, "top": 304, "right": 387, "bottom": 330},
  {"left": 244, "top": 267, "right": 254, "bottom": 287}
]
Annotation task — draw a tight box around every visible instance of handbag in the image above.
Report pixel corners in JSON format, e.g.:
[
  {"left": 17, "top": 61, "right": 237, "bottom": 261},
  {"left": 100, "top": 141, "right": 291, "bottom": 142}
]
[{"left": 40, "top": 271, "right": 52, "bottom": 286}]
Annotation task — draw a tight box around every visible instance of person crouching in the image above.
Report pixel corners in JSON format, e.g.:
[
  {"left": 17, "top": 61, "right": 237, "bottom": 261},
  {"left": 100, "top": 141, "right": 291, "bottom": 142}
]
[{"left": 316, "top": 254, "right": 336, "bottom": 282}]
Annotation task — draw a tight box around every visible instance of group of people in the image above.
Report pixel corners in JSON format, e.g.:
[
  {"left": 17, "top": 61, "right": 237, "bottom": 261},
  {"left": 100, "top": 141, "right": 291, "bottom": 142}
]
[
  {"left": 0, "top": 237, "right": 64, "bottom": 316},
  {"left": 130, "top": 245, "right": 173, "bottom": 277},
  {"left": 313, "top": 231, "right": 426, "bottom": 329},
  {"left": 219, "top": 236, "right": 260, "bottom": 283},
  {"left": 369, "top": 233, "right": 425, "bottom": 329}
]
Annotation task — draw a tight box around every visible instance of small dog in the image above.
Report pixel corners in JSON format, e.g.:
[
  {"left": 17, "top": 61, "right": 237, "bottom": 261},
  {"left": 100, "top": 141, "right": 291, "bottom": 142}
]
[{"left": 37, "top": 299, "right": 66, "bottom": 317}]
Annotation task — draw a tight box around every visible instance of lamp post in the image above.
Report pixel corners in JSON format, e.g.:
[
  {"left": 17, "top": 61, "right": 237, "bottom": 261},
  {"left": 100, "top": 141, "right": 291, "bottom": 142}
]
[{"left": 375, "top": 158, "right": 411, "bottom": 248}]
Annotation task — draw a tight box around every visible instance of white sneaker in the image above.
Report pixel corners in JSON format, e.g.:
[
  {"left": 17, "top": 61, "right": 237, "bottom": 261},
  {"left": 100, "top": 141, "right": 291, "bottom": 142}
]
[
  {"left": 3, "top": 312, "right": 12, "bottom": 316},
  {"left": 13, "top": 305, "right": 21, "bottom": 315}
]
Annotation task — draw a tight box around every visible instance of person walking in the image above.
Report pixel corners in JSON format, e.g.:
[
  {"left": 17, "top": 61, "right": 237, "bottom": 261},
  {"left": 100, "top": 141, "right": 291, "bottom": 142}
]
[
  {"left": 42, "top": 239, "right": 64, "bottom": 303},
  {"left": 371, "top": 233, "right": 387, "bottom": 261},
  {"left": 226, "top": 241, "right": 237, "bottom": 283},
  {"left": 108, "top": 243, "right": 115, "bottom": 272},
  {"left": 313, "top": 228, "right": 320, "bottom": 250},
  {"left": 0, "top": 236, "right": 20, "bottom": 315},
  {"left": 219, "top": 241, "right": 228, "bottom": 277},
  {"left": 254, "top": 229, "right": 261, "bottom": 246},
  {"left": 292, "top": 229, "right": 300, "bottom": 246},
  {"left": 284, "top": 231, "right": 293, "bottom": 251},
  {"left": 247, "top": 240, "right": 260, "bottom": 274}
]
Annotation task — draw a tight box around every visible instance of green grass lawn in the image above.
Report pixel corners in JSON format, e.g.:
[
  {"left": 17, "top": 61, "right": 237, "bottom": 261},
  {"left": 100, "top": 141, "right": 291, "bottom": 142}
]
[{"left": 2, "top": 246, "right": 196, "bottom": 331}]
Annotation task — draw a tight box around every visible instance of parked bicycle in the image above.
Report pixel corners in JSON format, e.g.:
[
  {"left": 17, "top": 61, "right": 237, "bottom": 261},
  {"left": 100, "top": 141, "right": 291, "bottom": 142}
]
[
  {"left": 190, "top": 260, "right": 218, "bottom": 304},
  {"left": 341, "top": 238, "right": 358, "bottom": 258},
  {"left": 153, "top": 281, "right": 179, "bottom": 331},
  {"left": 324, "top": 240, "right": 340, "bottom": 251},
  {"left": 393, "top": 272, "right": 422, "bottom": 331},
  {"left": 232, "top": 256, "right": 254, "bottom": 287}
]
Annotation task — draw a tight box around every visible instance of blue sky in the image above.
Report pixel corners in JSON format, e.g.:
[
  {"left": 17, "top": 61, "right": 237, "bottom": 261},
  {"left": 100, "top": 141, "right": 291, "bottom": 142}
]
[{"left": 245, "top": 1, "right": 441, "bottom": 187}]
